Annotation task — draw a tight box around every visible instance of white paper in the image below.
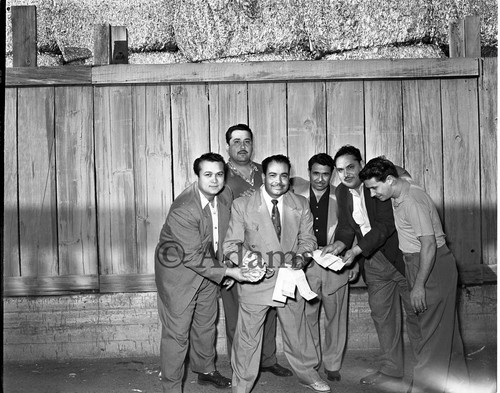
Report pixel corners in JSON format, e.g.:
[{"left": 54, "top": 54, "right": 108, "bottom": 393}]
[
  {"left": 272, "top": 268, "right": 317, "bottom": 303},
  {"left": 312, "top": 249, "right": 346, "bottom": 271}
]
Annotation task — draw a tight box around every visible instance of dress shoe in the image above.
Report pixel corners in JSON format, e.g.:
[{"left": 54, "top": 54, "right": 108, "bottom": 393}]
[
  {"left": 325, "top": 369, "right": 341, "bottom": 381},
  {"left": 301, "top": 379, "right": 331, "bottom": 392},
  {"left": 260, "top": 363, "right": 293, "bottom": 377},
  {"left": 197, "top": 370, "right": 231, "bottom": 389},
  {"left": 360, "top": 371, "right": 402, "bottom": 385}
]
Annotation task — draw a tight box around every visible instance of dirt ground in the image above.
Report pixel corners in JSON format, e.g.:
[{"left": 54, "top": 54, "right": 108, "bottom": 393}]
[{"left": 3, "top": 345, "right": 497, "bottom": 393}]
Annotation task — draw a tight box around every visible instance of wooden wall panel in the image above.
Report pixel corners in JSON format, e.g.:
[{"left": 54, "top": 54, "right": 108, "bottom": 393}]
[
  {"left": 402, "top": 79, "right": 444, "bottom": 216},
  {"left": 4, "top": 88, "right": 20, "bottom": 277},
  {"left": 248, "top": 83, "right": 287, "bottom": 164},
  {"left": 55, "top": 86, "right": 97, "bottom": 276},
  {"left": 441, "top": 78, "right": 481, "bottom": 266},
  {"left": 94, "top": 86, "right": 138, "bottom": 275},
  {"left": 170, "top": 84, "right": 210, "bottom": 197},
  {"left": 17, "top": 87, "right": 58, "bottom": 277},
  {"left": 365, "top": 80, "right": 404, "bottom": 165},
  {"left": 132, "top": 85, "right": 173, "bottom": 274},
  {"left": 326, "top": 81, "right": 365, "bottom": 184},
  {"left": 479, "top": 58, "right": 497, "bottom": 266},
  {"left": 287, "top": 82, "right": 326, "bottom": 179},
  {"left": 208, "top": 83, "right": 248, "bottom": 158}
]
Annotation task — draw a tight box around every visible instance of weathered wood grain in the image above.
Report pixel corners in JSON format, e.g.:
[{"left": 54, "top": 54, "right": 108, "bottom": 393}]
[
  {"left": 170, "top": 84, "right": 210, "bottom": 197},
  {"left": 364, "top": 80, "right": 404, "bottom": 164},
  {"left": 91, "top": 59, "right": 480, "bottom": 85},
  {"left": 208, "top": 83, "right": 248, "bottom": 158},
  {"left": 3, "top": 275, "right": 99, "bottom": 296},
  {"left": 441, "top": 78, "right": 481, "bottom": 266},
  {"left": 248, "top": 82, "right": 287, "bottom": 163},
  {"left": 94, "top": 85, "right": 138, "bottom": 275},
  {"left": 17, "top": 87, "right": 58, "bottom": 277},
  {"left": 6, "top": 67, "right": 92, "bottom": 86},
  {"left": 99, "top": 274, "right": 156, "bottom": 293},
  {"left": 479, "top": 58, "right": 497, "bottom": 266},
  {"left": 402, "top": 79, "right": 444, "bottom": 218},
  {"left": 55, "top": 86, "right": 98, "bottom": 277},
  {"left": 326, "top": 81, "right": 365, "bottom": 185},
  {"left": 464, "top": 16, "right": 481, "bottom": 58},
  {"left": 4, "top": 88, "right": 20, "bottom": 277},
  {"left": 93, "top": 23, "right": 111, "bottom": 66},
  {"left": 132, "top": 85, "right": 173, "bottom": 274},
  {"left": 449, "top": 19, "right": 465, "bottom": 58},
  {"left": 11, "top": 6, "right": 37, "bottom": 67}
]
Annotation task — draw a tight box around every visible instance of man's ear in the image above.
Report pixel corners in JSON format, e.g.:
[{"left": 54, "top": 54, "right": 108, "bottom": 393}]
[
  {"left": 387, "top": 175, "right": 396, "bottom": 184},
  {"left": 226, "top": 143, "right": 230, "bottom": 153},
  {"left": 261, "top": 173, "right": 265, "bottom": 183},
  {"left": 360, "top": 160, "right": 365, "bottom": 168}
]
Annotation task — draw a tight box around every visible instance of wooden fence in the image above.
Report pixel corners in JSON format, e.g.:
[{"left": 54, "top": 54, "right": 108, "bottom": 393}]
[{"left": 3, "top": 57, "right": 497, "bottom": 296}]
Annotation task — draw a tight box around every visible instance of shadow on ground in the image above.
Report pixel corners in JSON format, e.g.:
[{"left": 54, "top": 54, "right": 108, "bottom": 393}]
[{"left": 3, "top": 346, "right": 497, "bottom": 393}]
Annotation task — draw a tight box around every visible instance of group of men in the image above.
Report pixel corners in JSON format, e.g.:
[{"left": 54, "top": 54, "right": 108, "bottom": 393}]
[{"left": 154, "top": 124, "right": 468, "bottom": 393}]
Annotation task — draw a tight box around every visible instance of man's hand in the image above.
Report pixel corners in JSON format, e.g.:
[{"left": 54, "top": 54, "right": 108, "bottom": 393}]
[
  {"left": 348, "top": 264, "right": 359, "bottom": 282},
  {"left": 291, "top": 252, "right": 313, "bottom": 270},
  {"left": 341, "top": 245, "right": 362, "bottom": 267},
  {"left": 239, "top": 188, "right": 256, "bottom": 198},
  {"left": 321, "top": 241, "right": 346, "bottom": 257},
  {"left": 222, "top": 277, "right": 235, "bottom": 290},
  {"left": 226, "top": 266, "right": 265, "bottom": 283},
  {"left": 410, "top": 284, "right": 427, "bottom": 314}
]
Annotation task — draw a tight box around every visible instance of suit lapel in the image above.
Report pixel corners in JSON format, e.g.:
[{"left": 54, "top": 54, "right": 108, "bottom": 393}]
[
  {"left": 252, "top": 190, "right": 283, "bottom": 251},
  {"left": 281, "top": 192, "right": 299, "bottom": 252}
]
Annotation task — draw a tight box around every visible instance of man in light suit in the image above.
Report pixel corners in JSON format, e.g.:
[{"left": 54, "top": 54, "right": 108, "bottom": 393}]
[
  {"left": 292, "top": 153, "right": 358, "bottom": 382},
  {"left": 223, "top": 154, "right": 331, "bottom": 393},
  {"left": 321, "top": 145, "right": 421, "bottom": 389},
  {"left": 155, "top": 153, "right": 263, "bottom": 393}
]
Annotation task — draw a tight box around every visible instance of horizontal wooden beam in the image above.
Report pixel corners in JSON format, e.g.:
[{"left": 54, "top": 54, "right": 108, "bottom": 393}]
[
  {"left": 99, "top": 274, "right": 156, "bottom": 293},
  {"left": 6, "top": 66, "right": 92, "bottom": 86},
  {"left": 458, "top": 264, "right": 497, "bottom": 285},
  {"left": 3, "top": 275, "right": 99, "bottom": 296},
  {"left": 91, "top": 58, "right": 480, "bottom": 85}
]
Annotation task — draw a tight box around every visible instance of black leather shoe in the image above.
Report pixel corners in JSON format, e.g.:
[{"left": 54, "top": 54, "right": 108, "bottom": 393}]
[
  {"left": 360, "top": 371, "right": 402, "bottom": 385},
  {"left": 326, "top": 369, "right": 341, "bottom": 381},
  {"left": 198, "top": 370, "right": 231, "bottom": 389},
  {"left": 260, "top": 363, "right": 293, "bottom": 377}
]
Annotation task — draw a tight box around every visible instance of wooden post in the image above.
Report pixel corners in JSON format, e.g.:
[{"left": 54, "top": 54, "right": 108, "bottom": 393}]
[
  {"left": 93, "top": 23, "right": 111, "bottom": 65},
  {"left": 11, "top": 5, "right": 37, "bottom": 67},
  {"left": 110, "top": 26, "right": 128, "bottom": 64},
  {"left": 449, "top": 16, "right": 481, "bottom": 58}
]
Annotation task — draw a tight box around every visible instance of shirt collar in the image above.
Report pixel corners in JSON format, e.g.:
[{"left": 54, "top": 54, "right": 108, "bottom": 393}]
[
  {"left": 199, "top": 191, "right": 217, "bottom": 209},
  {"left": 393, "top": 180, "right": 411, "bottom": 207},
  {"left": 261, "top": 184, "right": 284, "bottom": 204}
]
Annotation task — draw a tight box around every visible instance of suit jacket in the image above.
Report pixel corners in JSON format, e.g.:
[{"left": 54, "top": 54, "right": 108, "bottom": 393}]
[
  {"left": 223, "top": 188, "right": 317, "bottom": 307},
  {"left": 292, "top": 179, "right": 349, "bottom": 294},
  {"left": 155, "top": 182, "right": 231, "bottom": 314},
  {"left": 334, "top": 183, "right": 405, "bottom": 276}
]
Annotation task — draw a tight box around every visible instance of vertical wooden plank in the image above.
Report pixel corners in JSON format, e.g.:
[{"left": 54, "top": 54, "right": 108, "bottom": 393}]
[
  {"left": 441, "top": 78, "right": 481, "bottom": 266},
  {"left": 94, "top": 86, "right": 138, "bottom": 275},
  {"left": 11, "top": 5, "right": 37, "bottom": 67},
  {"left": 326, "top": 81, "right": 365, "bottom": 184},
  {"left": 402, "top": 79, "right": 444, "bottom": 217},
  {"left": 132, "top": 85, "right": 173, "bottom": 274},
  {"left": 464, "top": 16, "right": 481, "bottom": 58},
  {"left": 479, "top": 58, "right": 497, "bottom": 265},
  {"left": 248, "top": 83, "right": 287, "bottom": 164},
  {"left": 110, "top": 26, "right": 128, "bottom": 64},
  {"left": 4, "top": 88, "right": 20, "bottom": 276},
  {"left": 449, "top": 19, "right": 465, "bottom": 58},
  {"left": 208, "top": 83, "right": 248, "bottom": 157},
  {"left": 287, "top": 82, "right": 326, "bottom": 179},
  {"left": 55, "top": 86, "right": 97, "bottom": 276},
  {"left": 171, "top": 84, "right": 210, "bottom": 197},
  {"left": 93, "top": 23, "right": 111, "bottom": 65},
  {"left": 364, "top": 80, "right": 404, "bottom": 164},
  {"left": 17, "top": 87, "right": 57, "bottom": 276}
]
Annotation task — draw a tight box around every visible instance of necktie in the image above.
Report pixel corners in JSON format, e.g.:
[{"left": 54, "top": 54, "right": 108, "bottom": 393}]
[{"left": 271, "top": 199, "right": 281, "bottom": 241}]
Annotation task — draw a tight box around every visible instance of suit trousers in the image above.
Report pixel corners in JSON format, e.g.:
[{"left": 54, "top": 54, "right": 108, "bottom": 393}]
[
  {"left": 158, "top": 278, "right": 218, "bottom": 393},
  {"left": 404, "top": 245, "right": 468, "bottom": 393},
  {"left": 231, "top": 296, "right": 321, "bottom": 393},
  {"left": 305, "top": 262, "right": 348, "bottom": 372},
  {"left": 221, "top": 285, "right": 277, "bottom": 367},
  {"left": 364, "top": 251, "right": 421, "bottom": 377}
]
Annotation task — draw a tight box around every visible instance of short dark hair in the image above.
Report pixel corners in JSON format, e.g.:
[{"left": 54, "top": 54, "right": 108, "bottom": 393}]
[
  {"left": 262, "top": 154, "right": 291, "bottom": 175},
  {"left": 333, "top": 145, "right": 363, "bottom": 167},
  {"left": 225, "top": 124, "right": 253, "bottom": 144},
  {"left": 359, "top": 156, "right": 399, "bottom": 182},
  {"left": 308, "top": 153, "right": 335, "bottom": 172},
  {"left": 193, "top": 152, "right": 226, "bottom": 176}
]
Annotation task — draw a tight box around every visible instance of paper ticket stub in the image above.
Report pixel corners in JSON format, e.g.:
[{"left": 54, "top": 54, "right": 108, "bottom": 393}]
[
  {"left": 312, "top": 250, "right": 346, "bottom": 271},
  {"left": 272, "top": 268, "right": 317, "bottom": 303}
]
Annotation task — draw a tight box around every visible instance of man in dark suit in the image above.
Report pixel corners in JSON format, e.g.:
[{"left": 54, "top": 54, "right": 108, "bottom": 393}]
[
  {"left": 321, "top": 145, "right": 420, "bottom": 388},
  {"left": 155, "top": 152, "right": 263, "bottom": 393},
  {"left": 223, "top": 154, "right": 331, "bottom": 393}
]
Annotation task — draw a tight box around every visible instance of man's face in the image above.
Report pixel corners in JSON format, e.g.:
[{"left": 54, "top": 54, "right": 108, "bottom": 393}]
[
  {"left": 226, "top": 130, "right": 253, "bottom": 165},
  {"left": 197, "top": 160, "right": 225, "bottom": 200},
  {"left": 309, "top": 163, "right": 332, "bottom": 193},
  {"left": 335, "top": 154, "right": 363, "bottom": 189},
  {"left": 363, "top": 177, "right": 393, "bottom": 201},
  {"left": 263, "top": 161, "right": 290, "bottom": 199}
]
